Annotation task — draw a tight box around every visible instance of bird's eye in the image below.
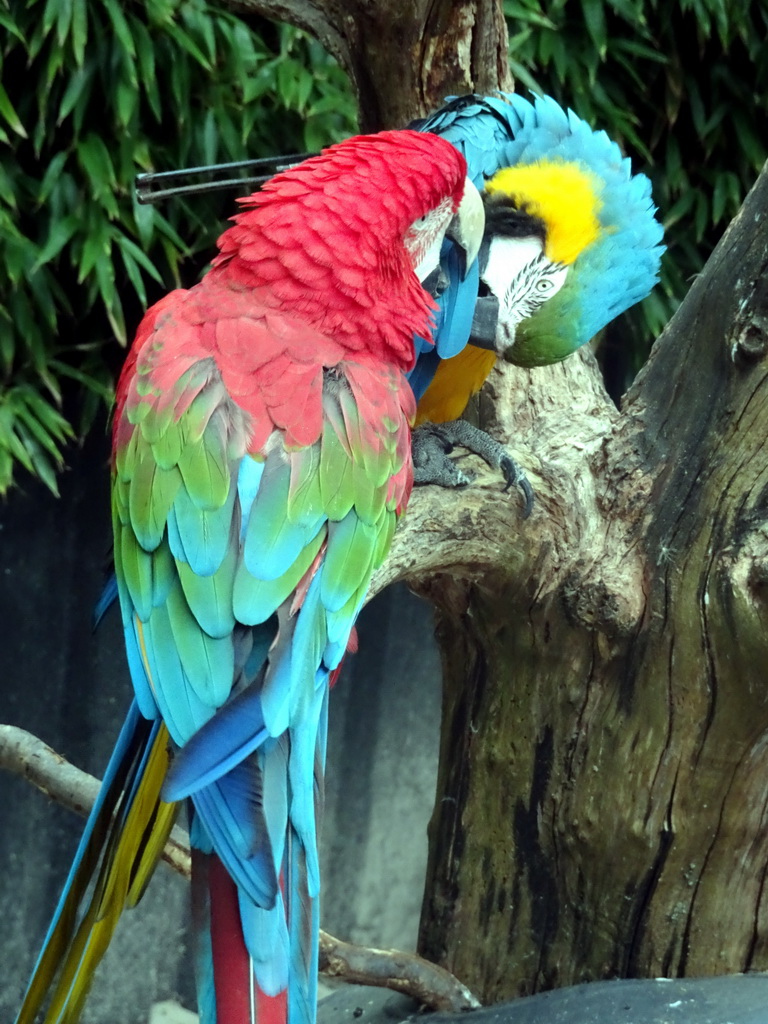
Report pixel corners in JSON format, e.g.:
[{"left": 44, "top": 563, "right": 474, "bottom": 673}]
[{"left": 536, "top": 277, "right": 555, "bottom": 292}]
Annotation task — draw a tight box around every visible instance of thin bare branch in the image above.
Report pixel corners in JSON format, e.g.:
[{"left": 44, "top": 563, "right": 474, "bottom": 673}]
[
  {"left": 0, "top": 724, "right": 191, "bottom": 878},
  {"left": 319, "top": 933, "right": 480, "bottom": 1012}
]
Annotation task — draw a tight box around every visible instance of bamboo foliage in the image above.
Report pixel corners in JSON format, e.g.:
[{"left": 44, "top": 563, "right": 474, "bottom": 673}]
[{"left": 0, "top": 0, "right": 357, "bottom": 494}]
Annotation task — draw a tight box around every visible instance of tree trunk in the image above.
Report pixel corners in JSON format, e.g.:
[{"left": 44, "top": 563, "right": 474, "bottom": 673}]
[
  {"left": 410, "top": 164, "right": 768, "bottom": 999},
  {"left": 229, "top": 0, "right": 512, "bottom": 129}
]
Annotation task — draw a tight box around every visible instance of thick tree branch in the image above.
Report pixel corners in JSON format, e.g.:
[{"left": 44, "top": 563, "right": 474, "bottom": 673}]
[{"left": 0, "top": 724, "right": 478, "bottom": 1014}]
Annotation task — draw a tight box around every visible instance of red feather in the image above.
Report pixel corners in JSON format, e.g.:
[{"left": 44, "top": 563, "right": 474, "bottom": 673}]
[{"left": 209, "top": 854, "right": 254, "bottom": 1024}]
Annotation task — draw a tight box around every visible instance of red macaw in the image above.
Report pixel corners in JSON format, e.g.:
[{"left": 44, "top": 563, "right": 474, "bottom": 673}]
[{"left": 16, "top": 131, "right": 483, "bottom": 1024}]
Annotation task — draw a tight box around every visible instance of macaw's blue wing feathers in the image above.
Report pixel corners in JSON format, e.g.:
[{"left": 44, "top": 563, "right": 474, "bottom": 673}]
[
  {"left": 92, "top": 572, "right": 119, "bottom": 629},
  {"left": 164, "top": 671, "right": 271, "bottom": 800},
  {"left": 193, "top": 761, "right": 279, "bottom": 909}
]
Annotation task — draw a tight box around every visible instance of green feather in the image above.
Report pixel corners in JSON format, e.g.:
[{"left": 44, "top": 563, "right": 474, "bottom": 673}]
[
  {"left": 115, "top": 427, "right": 140, "bottom": 482},
  {"left": 148, "top": 419, "right": 184, "bottom": 472},
  {"left": 119, "top": 527, "right": 154, "bottom": 622},
  {"left": 326, "top": 587, "right": 367, "bottom": 649},
  {"left": 165, "top": 578, "right": 234, "bottom": 708},
  {"left": 177, "top": 534, "right": 238, "bottom": 638},
  {"left": 244, "top": 460, "right": 324, "bottom": 580},
  {"left": 371, "top": 507, "right": 397, "bottom": 568},
  {"left": 151, "top": 539, "right": 176, "bottom": 610},
  {"left": 183, "top": 381, "right": 226, "bottom": 443},
  {"left": 321, "top": 512, "right": 377, "bottom": 613},
  {"left": 319, "top": 425, "right": 355, "bottom": 521},
  {"left": 112, "top": 476, "right": 130, "bottom": 528},
  {"left": 176, "top": 430, "right": 230, "bottom": 511},
  {"left": 128, "top": 454, "right": 182, "bottom": 552},
  {"left": 287, "top": 444, "right": 324, "bottom": 523},
  {"left": 171, "top": 476, "right": 237, "bottom": 576},
  {"left": 338, "top": 386, "right": 391, "bottom": 487},
  {"left": 512, "top": 275, "right": 582, "bottom": 366},
  {"left": 350, "top": 458, "right": 385, "bottom": 524},
  {"left": 143, "top": 602, "right": 214, "bottom": 739}
]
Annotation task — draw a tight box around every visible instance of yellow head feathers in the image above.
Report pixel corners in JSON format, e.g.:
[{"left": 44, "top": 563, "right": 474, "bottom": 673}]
[{"left": 485, "top": 159, "right": 602, "bottom": 265}]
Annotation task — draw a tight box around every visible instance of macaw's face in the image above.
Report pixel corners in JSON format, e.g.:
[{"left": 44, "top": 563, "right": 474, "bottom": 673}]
[
  {"left": 479, "top": 233, "right": 569, "bottom": 354},
  {"left": 405, "top": 179, "right": 484, "bottom": 287}
]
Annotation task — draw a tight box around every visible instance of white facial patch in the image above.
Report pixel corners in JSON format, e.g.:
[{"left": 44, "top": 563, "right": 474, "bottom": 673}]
[
  {"left": 406, "top": 198, "right": 455, "bottom": 283},
  {"left": 481, "top": 235, "right": 569, "bottom": 352}
]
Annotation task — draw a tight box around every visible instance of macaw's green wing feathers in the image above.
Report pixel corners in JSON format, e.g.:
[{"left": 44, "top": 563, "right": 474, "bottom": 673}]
[
  {"left": 110, "top": 308, "right": 415, "bottom": 1010},
  {"left": 176, "top": 538, "right": 238, "bottom": 638},
  {"left": 233, "top": 526, "right": 326, "bottom": 627}
]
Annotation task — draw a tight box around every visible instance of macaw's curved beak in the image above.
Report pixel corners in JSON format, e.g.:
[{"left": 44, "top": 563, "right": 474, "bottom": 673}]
[{"left": 447, "top": 177, "right": 485, "bottom": 280}]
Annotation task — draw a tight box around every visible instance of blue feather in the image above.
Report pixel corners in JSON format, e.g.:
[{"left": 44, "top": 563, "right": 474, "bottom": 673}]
[
  {"left": 192, "top": 761, "right": 278, "bottom": 909},
  {"left": 92, "top": 572, "right": 119, "bottom": 629},
  {"left": 163, "top": 680, "right": 270, "bottom": 800}
]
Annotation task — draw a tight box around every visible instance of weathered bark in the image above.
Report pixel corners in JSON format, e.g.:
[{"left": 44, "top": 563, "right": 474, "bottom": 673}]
[
  {"left": 407, "top": 165, "right": 768, "bottom": 999},
  {"left": 226, "top": 0, "right": 512, "bottom": 130}
]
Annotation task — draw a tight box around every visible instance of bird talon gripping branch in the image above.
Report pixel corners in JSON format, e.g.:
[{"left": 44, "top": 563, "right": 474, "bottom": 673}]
[{"left": 412, "top": 420, "right": 533, "bottom": 517}]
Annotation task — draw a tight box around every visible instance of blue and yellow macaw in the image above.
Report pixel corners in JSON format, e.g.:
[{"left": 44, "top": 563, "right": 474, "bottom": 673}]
[{"left": 409, "top": 92, "right": 665, "bottom": 425}]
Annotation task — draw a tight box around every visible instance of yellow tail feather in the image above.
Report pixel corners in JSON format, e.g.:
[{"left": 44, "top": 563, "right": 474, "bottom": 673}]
[{"left": 17, "top": 721, "right": 178, "bottom": 1024}]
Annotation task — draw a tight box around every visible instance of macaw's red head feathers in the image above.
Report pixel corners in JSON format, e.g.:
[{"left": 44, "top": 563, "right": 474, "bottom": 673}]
[{"left": 211, "top": 130, "right": 478, "bottom": 369}]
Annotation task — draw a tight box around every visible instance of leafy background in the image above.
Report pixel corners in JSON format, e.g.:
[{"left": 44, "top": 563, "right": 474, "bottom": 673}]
[
  {"left": 0, "top": 0, "right": 357, "bottom": 494},
  {"left": 1, "top": 0, "right": 766, "bottom": 493}
]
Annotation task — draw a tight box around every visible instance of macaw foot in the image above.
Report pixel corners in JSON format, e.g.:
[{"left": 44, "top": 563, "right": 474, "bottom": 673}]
[{"left": 412, "top": 420, "right": 534, "bottom": 517}]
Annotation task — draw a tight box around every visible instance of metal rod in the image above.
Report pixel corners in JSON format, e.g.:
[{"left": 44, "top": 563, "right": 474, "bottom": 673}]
[{"left": 135, "top": 152, "right": 316, "bottom": 204}]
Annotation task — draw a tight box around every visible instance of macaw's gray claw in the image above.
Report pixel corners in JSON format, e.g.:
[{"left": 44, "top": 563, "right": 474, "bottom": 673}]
[
  {"left": 412, "top": 420, "right": 534, "bottom": 518},
  {"left": 499, "top": 454, "right": 534, "bottom": 518}
]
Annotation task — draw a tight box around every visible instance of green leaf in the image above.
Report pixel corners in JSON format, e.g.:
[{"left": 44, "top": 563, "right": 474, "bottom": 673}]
[
  {"left": 117, "top": 234, "right": 164, "bottom": 285},
  {"left": 58, "top": 64, "right": 94, "bottom": 124},
  {"left": 32, "top": 215, "right": 80, "bottom": 271},
  {"left": 0, "top": 79, "right": 27, "bottom": 138},
  {"left": 581, "top": 0, "right": 607, "bottom": 58},
  {"left": 134, "top": 21, "right": 160, "bottom": 120},
  {"left": 95, "top": 253, "right": 126, "bottom": 345},
  {"left": 165, "top": 21, "right": 213, "bottom": 70},
  {"left": 116, "top": 71, "right": 137, "bottom": 128},
  {"left": 56, "top": 0, "right": 73, "bottom": 47},
  {"left": 71, "top": 0, "right": 88, "bottom": 65},
  {"left": 36, "top": 151, "right": 69, "bottom": 206},
  {"left": 49, "top": 359, "right": 113, "bottom": 400},
  {"left": 103, "top": 0, "right": 136, "bottom": 57},
  {"left": 0, "top": 12, "right": 26, "bottom": 47},
  {"left": 76, "top": 133, "right": 118, "bottom": 216},
  {"left": 0, "top": 313, "right": 15, "bottom": 376}
]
